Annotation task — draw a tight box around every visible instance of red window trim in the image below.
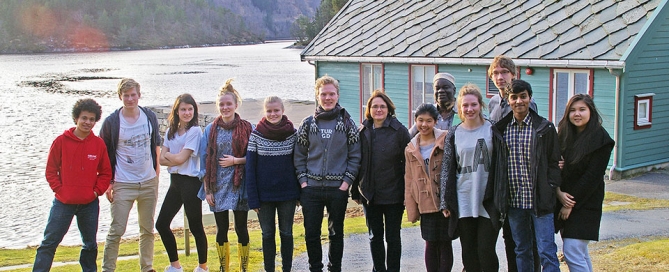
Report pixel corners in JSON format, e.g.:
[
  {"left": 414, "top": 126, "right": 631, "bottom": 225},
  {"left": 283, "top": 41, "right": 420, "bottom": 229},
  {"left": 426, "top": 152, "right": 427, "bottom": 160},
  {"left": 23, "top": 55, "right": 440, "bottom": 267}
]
[
  {"left": 548, "top": 68, "right": 594, "bottom": 122},
  {"left": 634, "top": 95, "right": 653, "bottom": 130}
]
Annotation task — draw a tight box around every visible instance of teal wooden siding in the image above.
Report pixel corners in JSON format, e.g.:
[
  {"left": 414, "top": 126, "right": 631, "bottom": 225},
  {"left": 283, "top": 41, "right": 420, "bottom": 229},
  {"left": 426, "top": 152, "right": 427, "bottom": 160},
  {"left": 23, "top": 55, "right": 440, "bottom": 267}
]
[
  {"left": 316, "top": 62, "right": 362, "bottom": 123},
  {"left": 617, "top": 1, "right": 669, "bottom": 170},
  {"left": 520, "top": 67, "right": 551, "bottom": 119},
  {"left": 383, "top": 63, "right": 410, "bottom": 126},
  {"left": 592, "top": 69, "right": 616, "bottom": 139}
]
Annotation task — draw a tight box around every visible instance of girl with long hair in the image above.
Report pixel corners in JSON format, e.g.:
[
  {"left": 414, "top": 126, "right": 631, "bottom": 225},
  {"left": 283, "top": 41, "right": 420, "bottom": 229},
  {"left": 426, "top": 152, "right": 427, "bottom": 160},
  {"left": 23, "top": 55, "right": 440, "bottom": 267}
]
[
  {"left": 405, "top": 103, "right": 453, "bottom": 272},
  {"left": 441, "top": 84, "right": 499, "bottom": 272},
  {"left": 200, "top": 79, "right": 253, "bottom": 272},
  {"left": 245, "top": 96, "right": 300, "bottom": 271},
  {"left": 156, "top": 93, "right": 208, "bottom": 272},
  {"left": 555, "top": 94, "right": 614, "bottom": 272}
]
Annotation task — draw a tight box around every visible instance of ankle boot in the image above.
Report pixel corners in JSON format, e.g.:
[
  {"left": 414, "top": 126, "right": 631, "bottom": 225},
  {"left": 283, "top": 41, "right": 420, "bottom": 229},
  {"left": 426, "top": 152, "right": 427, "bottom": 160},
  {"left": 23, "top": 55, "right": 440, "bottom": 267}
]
[
  {"left": 238, "top": 243, "right": 250, "bottom": 272},
  {"left": 215, "top": 242, "right": 230, "bottom": 272}
]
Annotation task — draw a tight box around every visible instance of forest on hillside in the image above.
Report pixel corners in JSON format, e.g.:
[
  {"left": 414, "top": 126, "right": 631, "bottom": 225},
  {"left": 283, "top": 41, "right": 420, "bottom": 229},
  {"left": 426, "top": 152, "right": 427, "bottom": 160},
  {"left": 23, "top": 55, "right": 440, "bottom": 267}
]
[{"left": 0, "top": 0, "right": 326, "bottom": 53}]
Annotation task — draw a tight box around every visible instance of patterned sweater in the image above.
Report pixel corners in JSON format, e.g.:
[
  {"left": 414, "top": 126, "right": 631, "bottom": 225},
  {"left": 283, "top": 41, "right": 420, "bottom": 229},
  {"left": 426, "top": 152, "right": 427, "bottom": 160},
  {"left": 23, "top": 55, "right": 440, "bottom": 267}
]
[{"left": 245, "top": 130, "right": 300, "bottom": 209}]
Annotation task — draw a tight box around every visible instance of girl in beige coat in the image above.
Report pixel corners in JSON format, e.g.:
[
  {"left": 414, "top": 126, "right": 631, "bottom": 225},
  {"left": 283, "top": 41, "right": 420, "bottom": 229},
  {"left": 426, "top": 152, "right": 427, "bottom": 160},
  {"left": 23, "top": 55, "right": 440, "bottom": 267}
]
[{"left": 405, "top": 103, "right": 454, "bottom": 272}]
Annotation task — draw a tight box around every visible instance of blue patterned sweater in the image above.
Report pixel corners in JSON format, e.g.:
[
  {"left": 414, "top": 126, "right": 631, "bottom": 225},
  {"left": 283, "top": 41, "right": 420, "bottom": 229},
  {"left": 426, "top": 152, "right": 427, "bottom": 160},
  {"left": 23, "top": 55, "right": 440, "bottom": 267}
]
[{"left": 245, "top": 130, "right": 300, "bottom": 209}]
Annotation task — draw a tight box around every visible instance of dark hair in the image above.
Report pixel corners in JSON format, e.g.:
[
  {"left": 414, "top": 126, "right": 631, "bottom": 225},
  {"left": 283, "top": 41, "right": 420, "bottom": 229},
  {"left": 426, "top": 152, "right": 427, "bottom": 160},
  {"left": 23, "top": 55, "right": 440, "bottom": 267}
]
[
  {"left": 72, "top": 98, "right": 102, "bottom": 123},
  {"left": 508, "top": 79, "right": 533, "bottom": 98},
  {"left": 557, "top": 94, "right": 603, "bottom": 164},
  {"left": 414, "top": 103, "right": 439, "bottom": 121},
  {"left": 167, "top": 93, "right": 199, "bottom": 140},
  {"left": 364, "top": 89, "right": 396, "bottom": 119}
]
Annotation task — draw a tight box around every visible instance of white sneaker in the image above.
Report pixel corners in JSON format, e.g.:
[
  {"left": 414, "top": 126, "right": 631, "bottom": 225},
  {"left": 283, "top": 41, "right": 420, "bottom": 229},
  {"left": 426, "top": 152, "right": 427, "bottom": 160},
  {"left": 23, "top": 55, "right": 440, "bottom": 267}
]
[
  {"left": 164, "top": 265, "right": 183, "bottom": 272},
  {"left": 193, "top": 267, "right": 209, "bottom": 272}
]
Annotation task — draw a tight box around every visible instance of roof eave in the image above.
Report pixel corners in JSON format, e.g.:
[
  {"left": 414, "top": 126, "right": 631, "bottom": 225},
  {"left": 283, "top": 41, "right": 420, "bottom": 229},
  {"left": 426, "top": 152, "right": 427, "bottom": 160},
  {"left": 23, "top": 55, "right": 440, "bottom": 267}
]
[{"left": 301, "top": 56, "right": 626, "bottom": 69}]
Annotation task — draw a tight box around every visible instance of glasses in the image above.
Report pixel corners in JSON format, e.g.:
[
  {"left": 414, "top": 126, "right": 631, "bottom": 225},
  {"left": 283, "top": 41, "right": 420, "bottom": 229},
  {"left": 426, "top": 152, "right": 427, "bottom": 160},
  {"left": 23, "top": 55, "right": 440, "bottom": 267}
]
[
  {"left": 492, "top": 70, "right": 511, "bottom": 76},
  {"left": 371, "top": 105, "right": 387, "bottom": 110}
]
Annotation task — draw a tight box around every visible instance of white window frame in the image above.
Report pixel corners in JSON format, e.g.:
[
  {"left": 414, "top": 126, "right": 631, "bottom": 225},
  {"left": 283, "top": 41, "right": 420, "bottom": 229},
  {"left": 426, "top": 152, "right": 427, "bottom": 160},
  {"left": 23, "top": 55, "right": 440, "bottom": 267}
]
[
  {"left": 634, "top": 93, "right": 654, "bottom": 129},
  {"left": 409, "top": 64, "right": 437, "bottom": 125},
  {"left": 550, "top": 69, "right": 593, "bottom": 122},
  {"left": 360, "top": 63, "right": 383, "bottom": 122}
]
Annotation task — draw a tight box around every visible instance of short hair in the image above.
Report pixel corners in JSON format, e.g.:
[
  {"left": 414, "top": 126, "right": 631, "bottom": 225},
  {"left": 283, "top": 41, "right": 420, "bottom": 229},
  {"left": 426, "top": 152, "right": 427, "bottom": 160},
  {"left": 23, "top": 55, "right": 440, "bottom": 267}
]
[
  {"left": 72, "top": 98, "right": 102, "bottom": 123},
  {"left": 488, "top": 55, "right": 516, "bottom": 78},
  {"left": 456, "top": 83, "right": 487, "bottom": 121},
  {"left": 117, "top": 78, "right": 140, "bottom": 98},
  {"left": 263, "top": 96, "right": 285, "bottom": 111},
  {"left": 414, "top": 103, "right": 439, "bottom": 121},
  {"left": 509, "top": 79, "right": 533, "bottom": 98},
  {"left": 218, "top": 78, "right": 243, "bottom": 107},
  {"left": 364, "top": 89, "right": 396, "bottom": 119},
  {"left": 167, "top": 93, "right": 198, "bottom": 140},
  {"left": 314, "top": 75, "right": 340, "bottom": 96}
]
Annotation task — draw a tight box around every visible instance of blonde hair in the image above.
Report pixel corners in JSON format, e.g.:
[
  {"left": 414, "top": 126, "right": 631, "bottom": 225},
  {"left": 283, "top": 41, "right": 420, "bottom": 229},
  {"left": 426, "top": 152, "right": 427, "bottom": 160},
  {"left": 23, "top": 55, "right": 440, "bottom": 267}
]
[
  {"left": 314, "top": 75, "right": 339, "bottom": 97},
  {"left": 218, "top": 78, "right": 242, "bottom": 107},
  {"left": 488, "top": 55, "right": 516, "bottom": 78},
  {"left": 263, "top": 96, "right": 285, "bottom": 111},
  {"left": 456, "top": 83, "right": 487, "bottom": 121},
  {"left": 117, "top": 78, "right": 140, "bottom": 98}
]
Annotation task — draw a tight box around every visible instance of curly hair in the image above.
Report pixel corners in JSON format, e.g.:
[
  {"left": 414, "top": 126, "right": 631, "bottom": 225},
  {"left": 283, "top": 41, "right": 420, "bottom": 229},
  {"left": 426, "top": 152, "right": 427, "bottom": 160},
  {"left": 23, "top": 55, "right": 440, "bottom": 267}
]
[{"left": 72, "top": 98, "right": 102, "bottom": 123}]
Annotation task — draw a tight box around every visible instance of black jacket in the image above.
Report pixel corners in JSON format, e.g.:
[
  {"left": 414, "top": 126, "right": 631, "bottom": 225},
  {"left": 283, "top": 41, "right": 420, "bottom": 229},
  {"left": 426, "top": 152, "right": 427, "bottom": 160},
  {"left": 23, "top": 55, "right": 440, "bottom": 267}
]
[
  {"left": 483, "top": 110, "right": 562, "bottom": 229},
  {"left": 352, "top": 116, "right": 410, "bottom": 205},
  {"left": 555, "top": 126, "right": 614, "bottom": 240}
]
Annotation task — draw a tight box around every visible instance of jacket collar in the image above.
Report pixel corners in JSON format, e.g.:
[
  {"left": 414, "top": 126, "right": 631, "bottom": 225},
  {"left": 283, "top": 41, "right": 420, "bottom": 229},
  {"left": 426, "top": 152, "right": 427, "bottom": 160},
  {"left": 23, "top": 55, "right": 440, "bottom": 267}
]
[{"left": 407, "top": 128, "right": 446, "bottom": 153}]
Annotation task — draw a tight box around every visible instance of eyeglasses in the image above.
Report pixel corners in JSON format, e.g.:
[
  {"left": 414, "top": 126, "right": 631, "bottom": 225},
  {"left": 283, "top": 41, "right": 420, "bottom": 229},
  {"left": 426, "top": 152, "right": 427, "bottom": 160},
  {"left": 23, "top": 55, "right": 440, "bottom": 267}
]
[
  {"left": 371, "top": 105, "right": 387, "bottom": 110},
  {"left": 492, "top": 70, "right": 511, "bottom": 76}
]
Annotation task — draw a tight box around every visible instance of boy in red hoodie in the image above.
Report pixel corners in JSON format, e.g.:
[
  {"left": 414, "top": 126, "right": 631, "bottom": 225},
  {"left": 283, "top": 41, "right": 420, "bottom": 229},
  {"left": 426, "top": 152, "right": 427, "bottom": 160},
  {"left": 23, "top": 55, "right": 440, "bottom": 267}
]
[{"left": 33, "top": 98, "right": 112, "bottom": 272}]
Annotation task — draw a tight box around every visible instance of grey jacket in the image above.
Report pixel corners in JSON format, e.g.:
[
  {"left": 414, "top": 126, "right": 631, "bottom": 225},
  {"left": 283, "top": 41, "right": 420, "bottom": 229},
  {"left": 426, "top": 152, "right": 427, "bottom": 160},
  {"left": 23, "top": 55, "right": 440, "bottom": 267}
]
[{"left": 294, "top": 111, "right": 361, "bottom": 188}]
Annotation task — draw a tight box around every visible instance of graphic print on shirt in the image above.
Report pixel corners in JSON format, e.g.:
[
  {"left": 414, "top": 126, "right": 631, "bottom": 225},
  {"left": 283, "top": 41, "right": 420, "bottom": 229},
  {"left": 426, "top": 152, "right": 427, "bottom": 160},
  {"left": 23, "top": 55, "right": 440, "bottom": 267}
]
[
  {"left": 321, "top": 128, "right": 333, "bottom": 139},
  {"left": 459, "top": 138, "right": 490, "bottom": 174},
  {"left": 121, "top": 131, "right": 150, "bottom": 164}
]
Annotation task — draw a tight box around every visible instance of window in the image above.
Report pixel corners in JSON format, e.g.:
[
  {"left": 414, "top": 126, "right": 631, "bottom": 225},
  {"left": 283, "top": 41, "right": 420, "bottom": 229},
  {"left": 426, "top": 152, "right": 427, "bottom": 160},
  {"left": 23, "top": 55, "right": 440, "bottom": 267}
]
[
  {"left": 410, "top": 65, "right": 437, "bottom": 124},
  {"left": 360, "top": 64, "right": 383, "bottom": 121},
  {"left": 550, "top": 69, "right": 593, "bottom": 122},
  {"left": 634, "top": 93, "right": 654, "bottom": 130}
]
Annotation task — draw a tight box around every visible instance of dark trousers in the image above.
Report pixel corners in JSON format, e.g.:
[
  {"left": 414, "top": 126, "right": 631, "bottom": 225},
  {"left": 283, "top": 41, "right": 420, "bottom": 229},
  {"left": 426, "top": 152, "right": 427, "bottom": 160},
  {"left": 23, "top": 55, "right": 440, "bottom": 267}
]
[
  {"left": 213, "top": 210, "right": 249, "bottom": 245},
  {"left": 300, "top": 186, "right": 348, "bottom": 272},
  {"left": 258, "top": 200, "right": 296, "bottom": 272},
  {"left": 156, "top": 174, "right": 208, "bottom": 264},
  {"left": 362, "top": 202, "right": 404, "bottom": 272},
  {"left": 458, "top": 217, "right": 500, "bottom": 272},
  {"left": 503, "top": 217, "right": 541, "bottom": 272},
  {"left": 424, "top": 240, "right": 453, "bottom": 272}
]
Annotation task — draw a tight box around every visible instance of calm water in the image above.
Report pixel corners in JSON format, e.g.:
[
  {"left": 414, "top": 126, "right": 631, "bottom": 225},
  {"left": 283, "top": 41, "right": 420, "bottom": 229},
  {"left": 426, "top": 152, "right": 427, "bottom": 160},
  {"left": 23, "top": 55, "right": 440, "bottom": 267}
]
[{"left": 0, "top": 42, "right": 314, "bottom": 248}]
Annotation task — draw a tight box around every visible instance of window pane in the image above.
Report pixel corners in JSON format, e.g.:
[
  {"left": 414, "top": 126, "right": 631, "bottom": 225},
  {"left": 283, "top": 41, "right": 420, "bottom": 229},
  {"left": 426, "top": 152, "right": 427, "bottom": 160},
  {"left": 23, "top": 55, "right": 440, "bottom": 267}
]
[
  {"left": 373, "top": 65, "right": 382, "bottom": 90},
  {"left": 424, "top": 66, "right": 435, "bottom": 105},
  {"left": 575, "top": 73, "right": 588, "bottom": 94},
  {"left": 488, "top": 77, "right": 499, "bottom": 96},
  {"left": 362, "top": 65, "right": 371, "bottom": 95},
  {"left": 555, "top": 72, "right": 569, "bottom": 122},
  {"left": 639, "top": 102, "right": 647, "bottom": 119}
]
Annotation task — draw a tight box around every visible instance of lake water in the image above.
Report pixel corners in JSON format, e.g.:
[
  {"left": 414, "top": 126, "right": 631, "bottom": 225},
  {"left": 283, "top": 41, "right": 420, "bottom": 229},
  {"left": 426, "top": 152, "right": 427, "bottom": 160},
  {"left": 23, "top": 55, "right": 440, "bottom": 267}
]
[{"left": 0, "top": 42, "right": 315, "bottom": 248}]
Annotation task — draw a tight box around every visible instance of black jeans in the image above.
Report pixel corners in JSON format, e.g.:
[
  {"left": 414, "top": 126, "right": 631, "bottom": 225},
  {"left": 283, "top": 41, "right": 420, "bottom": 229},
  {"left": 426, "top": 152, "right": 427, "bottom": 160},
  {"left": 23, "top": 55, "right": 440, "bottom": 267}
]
[
  {"left": 156, "top": 174, "right": 207, "bottom": 264},
  {"left": 362, "top": 202, "right": 404, "bottom": 272},
  {"left": 458, "top": 217, "right": 500, "bottom": 272},
  {"left": 258, "top": 200, "right": 297, "bottom": 272},
  {"left": 300, "top": 186, "right": 349, "bottom": 272}
]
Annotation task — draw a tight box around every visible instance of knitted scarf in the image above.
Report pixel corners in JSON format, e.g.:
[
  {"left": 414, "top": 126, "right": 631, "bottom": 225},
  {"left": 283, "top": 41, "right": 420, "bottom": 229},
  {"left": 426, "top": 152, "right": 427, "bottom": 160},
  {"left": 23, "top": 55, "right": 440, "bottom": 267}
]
[
  {"left": 205, "top": 113, "right": 252, "bottom": 192},
  {"left": 255, "top": 115, "right": 295, "bottom": 141},
  {"left": 314, "top": 104, "right": 354, "bottom": 128}
]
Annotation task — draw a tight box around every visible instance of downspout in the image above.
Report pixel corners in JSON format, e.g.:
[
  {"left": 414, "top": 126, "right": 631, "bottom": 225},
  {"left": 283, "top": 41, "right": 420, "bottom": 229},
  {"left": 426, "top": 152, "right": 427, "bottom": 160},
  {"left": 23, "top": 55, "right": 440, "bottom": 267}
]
[
  {"left": 608, "top": 68, "right": 622, "bottom": 180},
  {"left": 308, "top": 60, "right": 317, "bottom": 102}
]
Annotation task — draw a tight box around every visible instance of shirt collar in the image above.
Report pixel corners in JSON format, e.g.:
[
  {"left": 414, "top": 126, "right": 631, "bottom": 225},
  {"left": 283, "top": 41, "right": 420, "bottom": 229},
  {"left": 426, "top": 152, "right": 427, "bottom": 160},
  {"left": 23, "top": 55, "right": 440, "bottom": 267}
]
[{"left": 510, "top": 112, "right": 532, "bottom": 126}]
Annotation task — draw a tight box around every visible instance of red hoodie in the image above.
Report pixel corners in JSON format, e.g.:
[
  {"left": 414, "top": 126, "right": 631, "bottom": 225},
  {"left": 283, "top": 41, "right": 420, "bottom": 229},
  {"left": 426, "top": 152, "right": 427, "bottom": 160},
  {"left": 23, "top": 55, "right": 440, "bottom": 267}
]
[{"left": 45, "top": 128, "right": 112, "bottom": 204}]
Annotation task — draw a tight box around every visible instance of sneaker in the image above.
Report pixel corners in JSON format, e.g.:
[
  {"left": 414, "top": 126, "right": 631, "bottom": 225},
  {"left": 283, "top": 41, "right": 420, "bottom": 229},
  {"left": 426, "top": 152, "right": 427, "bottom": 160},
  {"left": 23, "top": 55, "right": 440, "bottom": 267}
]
[
  {"left": 193, "top": 267, "right": 209, "bottom": 272},
  {"left": 164, "top": 265, "right": 183, "bottom": 272}
]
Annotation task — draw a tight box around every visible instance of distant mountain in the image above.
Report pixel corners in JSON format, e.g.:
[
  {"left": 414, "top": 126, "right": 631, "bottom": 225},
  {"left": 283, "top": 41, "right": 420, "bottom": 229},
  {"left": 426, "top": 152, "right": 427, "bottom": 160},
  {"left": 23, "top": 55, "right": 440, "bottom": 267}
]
[{"left": 213, "top": 0, "right": 321, "bottom": 39}]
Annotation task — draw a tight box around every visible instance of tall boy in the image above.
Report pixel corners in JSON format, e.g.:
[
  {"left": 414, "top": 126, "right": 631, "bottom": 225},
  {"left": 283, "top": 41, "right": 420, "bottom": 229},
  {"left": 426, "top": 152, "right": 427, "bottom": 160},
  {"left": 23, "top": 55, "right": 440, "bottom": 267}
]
[
  {"left": 488, "top": 80, "right": 561, "bottom": 272},
  {"left": 33, "top": 99, "right": 112, "bottom": 272},
  {"left": 100, "top": 78, "right": 161, "bottom": 272}
]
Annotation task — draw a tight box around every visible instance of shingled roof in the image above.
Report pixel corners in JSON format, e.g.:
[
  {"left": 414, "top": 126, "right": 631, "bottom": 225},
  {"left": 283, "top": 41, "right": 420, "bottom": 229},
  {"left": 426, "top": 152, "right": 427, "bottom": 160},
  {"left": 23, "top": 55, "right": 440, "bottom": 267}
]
[{"left": 301, "top": 0, "right": 661, "bottom": 62}]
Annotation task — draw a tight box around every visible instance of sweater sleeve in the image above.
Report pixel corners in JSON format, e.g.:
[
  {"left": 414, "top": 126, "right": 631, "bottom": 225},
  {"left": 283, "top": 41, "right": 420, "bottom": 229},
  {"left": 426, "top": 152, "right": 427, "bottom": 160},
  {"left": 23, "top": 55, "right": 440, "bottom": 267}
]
[
  {"left": 440, "top": 130, "right": 456, "bottom": 211},
  {"left": 546, "top": 124, "right": 562, "bottom": 188},
  {"left": 245, "top": 135, "right": 261, "bottom": 209},
  {"left": 45, "top": 137, "right": 63, "bottom": 193},
  {"left": 343, "top": 119, "right": 362, "bottom": 185},
  {"left": 404, "top": 148, "right": 419, "bottom": 222},
  {"left": 294, "top": 118, "right": 310, "bottom": 186},
  {"left": 570, "top": 144, "right": 614, "bottom": 210},
  {"left": 95, "top": 143, "right": 113, "bottom": 196}
]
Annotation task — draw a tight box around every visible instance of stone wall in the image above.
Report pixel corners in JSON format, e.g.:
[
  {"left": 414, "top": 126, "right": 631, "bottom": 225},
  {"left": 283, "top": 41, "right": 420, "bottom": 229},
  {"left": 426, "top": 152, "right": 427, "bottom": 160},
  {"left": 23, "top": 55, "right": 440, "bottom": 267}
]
[{"left": 146, "top": 103, "right": 217, "bottom": 136}]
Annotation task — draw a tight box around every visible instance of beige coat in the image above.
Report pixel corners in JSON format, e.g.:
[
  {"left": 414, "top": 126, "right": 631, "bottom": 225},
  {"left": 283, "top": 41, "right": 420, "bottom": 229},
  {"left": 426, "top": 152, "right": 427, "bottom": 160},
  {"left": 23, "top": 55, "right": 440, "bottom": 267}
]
[{"left": 404, "top": 128, "right": 447, "bottom": 222}]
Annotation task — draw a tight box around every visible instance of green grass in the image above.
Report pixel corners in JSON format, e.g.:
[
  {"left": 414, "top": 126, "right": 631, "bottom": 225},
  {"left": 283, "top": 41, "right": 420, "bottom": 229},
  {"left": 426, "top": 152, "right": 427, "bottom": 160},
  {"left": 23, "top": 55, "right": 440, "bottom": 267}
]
[
  {"left": 603, "top": 192, "right": 669, "bottom": 212},
  {"left": 589, "top": 237, "right": 669, "bottom": 271},
  {"left": 0, "top": 208, "right": 414, "bottom": 271}
]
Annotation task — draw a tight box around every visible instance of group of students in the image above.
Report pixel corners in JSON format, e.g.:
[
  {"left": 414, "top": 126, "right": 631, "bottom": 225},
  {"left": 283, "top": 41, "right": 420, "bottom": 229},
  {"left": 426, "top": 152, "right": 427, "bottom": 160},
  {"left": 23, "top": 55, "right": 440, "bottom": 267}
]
[{"left": 34, "top": 54, "right": 613, "bottom": 272}]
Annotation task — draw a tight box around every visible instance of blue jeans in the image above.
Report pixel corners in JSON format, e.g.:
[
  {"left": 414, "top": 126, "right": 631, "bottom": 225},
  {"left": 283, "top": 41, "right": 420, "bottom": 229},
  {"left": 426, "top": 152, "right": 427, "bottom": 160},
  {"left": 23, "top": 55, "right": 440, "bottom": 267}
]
[
  {"left": 507, "top": 208, "right": 560, "bottom": 272},
  {"left": 300, "top": 186, "right": 349, "bottom": 272},
  {"left": 362, "top": 202, "right": 404, "bottom": 272},
  {"left": 258, "top": 200, "right": 297, "bottom": 272},
  {"left": 34, "top": 198, "right": 99, "bottom": 272}
]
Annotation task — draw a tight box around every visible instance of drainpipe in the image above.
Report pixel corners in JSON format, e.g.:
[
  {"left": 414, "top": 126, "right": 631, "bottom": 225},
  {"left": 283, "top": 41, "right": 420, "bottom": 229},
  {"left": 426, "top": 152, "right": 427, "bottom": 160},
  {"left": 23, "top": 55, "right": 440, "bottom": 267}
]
[{"left": 608, "top": 68, "right": 622, "bottom": 180}]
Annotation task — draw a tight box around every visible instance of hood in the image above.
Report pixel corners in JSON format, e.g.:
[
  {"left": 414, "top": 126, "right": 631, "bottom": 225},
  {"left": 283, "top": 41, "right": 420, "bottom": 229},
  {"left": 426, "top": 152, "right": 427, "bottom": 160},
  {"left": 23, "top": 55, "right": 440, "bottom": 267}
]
[{"left": 407, "top": 128, "right": 447, "bottom": 152}]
